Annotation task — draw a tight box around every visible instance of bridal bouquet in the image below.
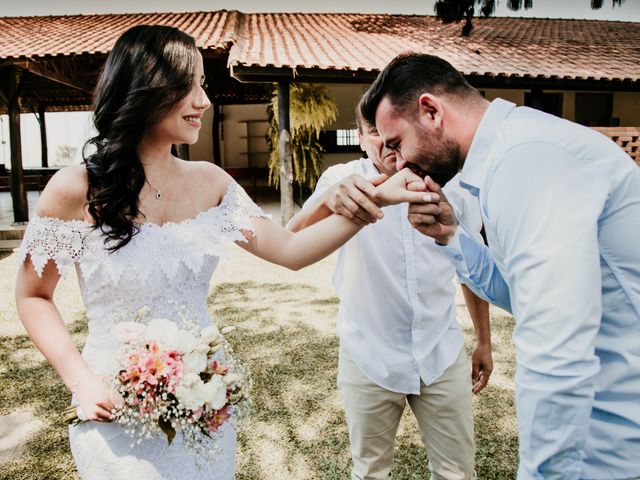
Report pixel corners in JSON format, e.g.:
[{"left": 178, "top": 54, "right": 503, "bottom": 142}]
[{"left": 65, "top": 308, "right": 250, "bottom": 458}]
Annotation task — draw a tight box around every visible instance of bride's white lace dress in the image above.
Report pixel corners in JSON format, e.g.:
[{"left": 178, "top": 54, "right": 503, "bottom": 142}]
[{"left": 18, "top": 181, "right": 267, "bottom": 480}]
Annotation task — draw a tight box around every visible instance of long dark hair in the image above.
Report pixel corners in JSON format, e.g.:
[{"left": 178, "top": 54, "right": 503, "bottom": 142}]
[{"left": 84, "top": 25, "right": 199, "bottom": 251}]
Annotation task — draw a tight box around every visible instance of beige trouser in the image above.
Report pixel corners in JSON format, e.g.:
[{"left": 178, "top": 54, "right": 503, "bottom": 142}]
[{"left": 337, "top": 345, "right": 476, "bottom": 480}]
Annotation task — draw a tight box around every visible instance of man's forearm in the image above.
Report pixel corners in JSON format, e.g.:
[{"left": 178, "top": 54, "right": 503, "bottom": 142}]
[{"left": 462, "top": 283, "right": 491, "bottom": 345}]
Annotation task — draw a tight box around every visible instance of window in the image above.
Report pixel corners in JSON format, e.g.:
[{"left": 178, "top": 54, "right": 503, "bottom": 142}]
[
  {"left": 319, "top": 129, "right": 362, "bottom": 153},
  {"left": 575, "top": 93, "right": 614, "bottom": 126},
  {"left": 524, "top": 92, "right": 563, "bottom": 118},
  {"left": 336, "top": 129, "right": 359, "bottom": 146}
]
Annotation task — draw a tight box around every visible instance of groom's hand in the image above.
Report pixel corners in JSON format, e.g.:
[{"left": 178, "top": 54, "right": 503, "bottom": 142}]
[
  {"left": 407, "top": 176, "right": 459, "bottom": 245},
  {"left": 323, "top": 173, "right": 387, "bottom": 226}
]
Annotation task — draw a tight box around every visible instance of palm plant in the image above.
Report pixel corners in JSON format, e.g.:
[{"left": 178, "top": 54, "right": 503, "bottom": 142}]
[{"left": 266, "top": 83, "right": 338, "bottom": 190}]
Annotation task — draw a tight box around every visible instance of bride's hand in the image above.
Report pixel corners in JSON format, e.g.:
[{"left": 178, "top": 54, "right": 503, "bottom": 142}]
[
  {"left": 373, "top": 168, "right": 438, "bottom": 207},
  {"left": 73, "top": 371, "right": 121, "bottom": 422}
]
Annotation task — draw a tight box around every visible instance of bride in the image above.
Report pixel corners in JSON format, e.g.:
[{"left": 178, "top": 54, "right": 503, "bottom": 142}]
[{"left": 15, "top": 25, "right": 430, "bottom": 479}]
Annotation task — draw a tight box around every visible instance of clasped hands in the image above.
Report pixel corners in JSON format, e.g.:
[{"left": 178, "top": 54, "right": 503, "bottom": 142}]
[{"left": 325, "top": 168, "right": 459, "bottom": 245}]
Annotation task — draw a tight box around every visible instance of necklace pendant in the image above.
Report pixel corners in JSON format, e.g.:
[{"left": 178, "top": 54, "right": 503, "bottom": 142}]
[{"left": 155, "top": 190, "right": 161, "bottom": 200}]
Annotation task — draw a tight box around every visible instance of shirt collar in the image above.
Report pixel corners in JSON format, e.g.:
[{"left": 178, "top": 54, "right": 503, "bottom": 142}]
[
  {"left": 459, "top": 98, "right": 516, "bottom": 197},
  {"left": 360, "top": 156, "right": 381, "bottom": 178}
]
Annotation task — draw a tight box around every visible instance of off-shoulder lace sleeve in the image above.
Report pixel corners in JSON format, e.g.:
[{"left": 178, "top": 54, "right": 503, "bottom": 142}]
[
  {"left": 18, "top": 215, "right": 89, "bottom": 277},
  {"left": 215, "top": 181, "right": 270, "bottom": 242}
]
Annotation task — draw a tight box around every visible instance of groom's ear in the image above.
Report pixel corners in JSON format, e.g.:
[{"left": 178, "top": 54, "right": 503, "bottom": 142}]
[{"left": 418, "top": 93, "right": 444, "bottom": 129}]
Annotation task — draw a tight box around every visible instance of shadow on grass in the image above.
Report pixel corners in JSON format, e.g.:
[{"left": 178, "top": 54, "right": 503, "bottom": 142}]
[
  {"left": 0, "top": 319, "right": 87, "bottom": 480},
  {"left": 213, "top": 281, "right": 519, "bottom": 480},
  {"left": 1, "top": 280, "right": 519, "bottom": 480},
  {"left": 212, "top": 281, "right": 351, "bottom": 479}
]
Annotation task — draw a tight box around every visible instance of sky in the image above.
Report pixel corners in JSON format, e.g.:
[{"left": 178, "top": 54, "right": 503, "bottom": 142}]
[{"left": 1, "top": 0, "right": 639, "bottom": 21}]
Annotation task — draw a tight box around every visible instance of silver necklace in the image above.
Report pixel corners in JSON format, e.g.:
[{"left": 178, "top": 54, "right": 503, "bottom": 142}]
[{"left": 145, "top": 156, "right": 174, "bottom": 200}]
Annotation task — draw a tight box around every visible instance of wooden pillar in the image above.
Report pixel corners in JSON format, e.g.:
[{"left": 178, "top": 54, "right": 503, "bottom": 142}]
[
  {"left": 8, "top": 67, "right": 28, "bottom": 223},
  {"left": 37, "top": 104, "right": 48, "bottom": 168},
  {"left": 528, "top": 87, "right": 545, "bottom": 112},
  {"left": 175, "top": 144, "right": 189, "bottom": 160},
  {"left": 212, "top": 102, "right": 222, "bottom": 167},
  {"left": 278, "top": 81, "right": 294, "bottom": 226}
]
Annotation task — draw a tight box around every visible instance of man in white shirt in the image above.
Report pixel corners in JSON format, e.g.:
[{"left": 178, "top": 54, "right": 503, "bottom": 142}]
[
  {"left": 287, "top": 111, "right": 492, "bottom": 480},
  {"left": 359, "top": 52, "right": 640, "bottom": 480}
]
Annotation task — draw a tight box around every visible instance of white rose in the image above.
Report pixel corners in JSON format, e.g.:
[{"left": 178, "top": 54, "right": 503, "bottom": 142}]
[
  {"left": 111, "top": 322, "right": 146, "bottom": 343},
  {"left": 145, "top": 318, "right": 178, "bottom": 348},
  {"left": 203, "top": 375, "right": 227, "bottom": 411},
  {"left": 183, "top": 351, "right": 208, "bottom": 374},
  {"left": 175, "top": 373, "right": 207, "bottom": 411},
  {"left": 222, "top": 373, "right": 240, "bottom": 388},
  {"left": 200, "top": 325, "right": 221, "bottom": 345},
  {"left": 173, "top": 330, "right": 200, "bottom": 354}
]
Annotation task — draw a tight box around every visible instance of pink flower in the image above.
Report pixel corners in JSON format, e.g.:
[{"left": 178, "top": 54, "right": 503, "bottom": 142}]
[{"left": 206, "top": 405, "right": 231, "bottom": 433}]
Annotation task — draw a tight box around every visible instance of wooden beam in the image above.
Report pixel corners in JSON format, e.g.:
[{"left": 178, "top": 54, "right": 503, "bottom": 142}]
[
  {"left": 0, "top": 85, "right": 8, "bottom": 108},
  {"left": 37, "top": 104, "right": 48, "bottom": 168},
  {"left": 175, "top": 144, "right": 190, "bottom": 160},
  {"left": 278, "top": 81, "right": 294, "bottom": 226},
  {"left": 527, "top": 87, "right": 545, "bottom": 111},
  {"left": 231, "top": 64, "right": 640, "bottom": 92},
  {"left": 7, "top": 67, "right": 29, "bottom": 223},
  {"left": 10, "top": 58, "right": 92, "bottom": 92},
  {"left": 212, "top": 102, "right": 222, "bottom": 166}
]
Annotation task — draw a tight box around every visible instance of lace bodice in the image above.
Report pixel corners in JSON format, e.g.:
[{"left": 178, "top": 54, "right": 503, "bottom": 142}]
[{"left": 18, "top": 181, "right": 267, "bottom": 373}]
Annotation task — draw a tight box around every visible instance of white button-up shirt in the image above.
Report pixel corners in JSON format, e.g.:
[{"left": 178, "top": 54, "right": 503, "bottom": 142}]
[
  {"left": 304, "top": 158, "right": 482, "bottom": 394},
  {"left": 440, "top": 99, "right": 640, "bottom": 479}
]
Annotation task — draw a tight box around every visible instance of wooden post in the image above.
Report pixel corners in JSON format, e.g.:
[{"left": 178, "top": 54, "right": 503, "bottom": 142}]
[
  {"left": 528, "top": 88, "right": 545, "bottom": 112},
  {"left": 212, "top": 102, "right": 222, "bottom": 167},
  {"left": 8, "top": 67, "right": 28, "bottom": 223},
  {"left": 37, "top": 103, "right": 48, "bottom": 168},
  {"left": 175, "top": 144, "right": 190, "bottom": 160},
  {"left": 278, "top": 81, "right": 294, "bottom": 226}
]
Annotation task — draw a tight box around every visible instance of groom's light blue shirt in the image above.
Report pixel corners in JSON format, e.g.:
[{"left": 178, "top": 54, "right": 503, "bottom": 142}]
[{"left": 439, "top": 99, "right": 640, "bottom": 479}]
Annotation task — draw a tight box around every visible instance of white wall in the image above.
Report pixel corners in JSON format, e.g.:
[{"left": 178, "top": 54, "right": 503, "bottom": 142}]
[
  {"left": 0, "top": 111, "right": 95, "bottom": 168},
  {"left": 613, "top": 92, "right": 640, "bottom": 126},
  {"left": 219, "top": 103, "right": 270, "bottom": 169},
  {"left": 321, "top": 84, "right": 369, "bottom": 169}
]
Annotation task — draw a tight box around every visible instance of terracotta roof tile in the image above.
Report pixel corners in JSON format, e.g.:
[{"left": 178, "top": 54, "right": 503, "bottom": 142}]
[
  {"left": 0, "top": 11, "right": 240, "bottom": 59},
  {"left": 228, "top": 13, "right": 640, "bottom": 81},
  {"left": 1, "top": 11, "right": 638, "bottom": 82}
]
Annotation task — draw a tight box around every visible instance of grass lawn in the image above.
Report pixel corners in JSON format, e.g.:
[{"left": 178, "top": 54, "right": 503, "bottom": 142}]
[{"left": 0, "top": 245, "right": 518, "bottom": 479}]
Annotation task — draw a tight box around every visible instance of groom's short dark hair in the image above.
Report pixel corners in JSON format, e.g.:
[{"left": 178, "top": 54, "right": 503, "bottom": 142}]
[{"left": 359, "top": 52, "right": 480, "bottom": 126}]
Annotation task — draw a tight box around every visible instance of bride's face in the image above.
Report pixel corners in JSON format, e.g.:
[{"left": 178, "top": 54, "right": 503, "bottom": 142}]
[{"left": 146, "top": 52, "right": 211, "bottom": 146}]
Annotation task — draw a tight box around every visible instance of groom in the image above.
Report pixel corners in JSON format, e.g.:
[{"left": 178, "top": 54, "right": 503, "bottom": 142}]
[
  {"left": 288, "top": 108, "right": 492, "bottom": 479},
  {"left": 359, "top": 52, "right": 640, "bottom": 480}
]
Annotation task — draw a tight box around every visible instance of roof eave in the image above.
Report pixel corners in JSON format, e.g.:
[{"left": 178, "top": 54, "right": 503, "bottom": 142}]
[
  {"left": 231, "top": 64, "right": 640, "bottom": 91},
  {"left": 230, "top": 64, "right": 378, "bottom": 84}
]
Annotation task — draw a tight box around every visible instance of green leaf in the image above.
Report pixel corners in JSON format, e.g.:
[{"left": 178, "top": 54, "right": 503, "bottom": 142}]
[{"left": 159, "top": 416, "right": 176, "bottom": 444}]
